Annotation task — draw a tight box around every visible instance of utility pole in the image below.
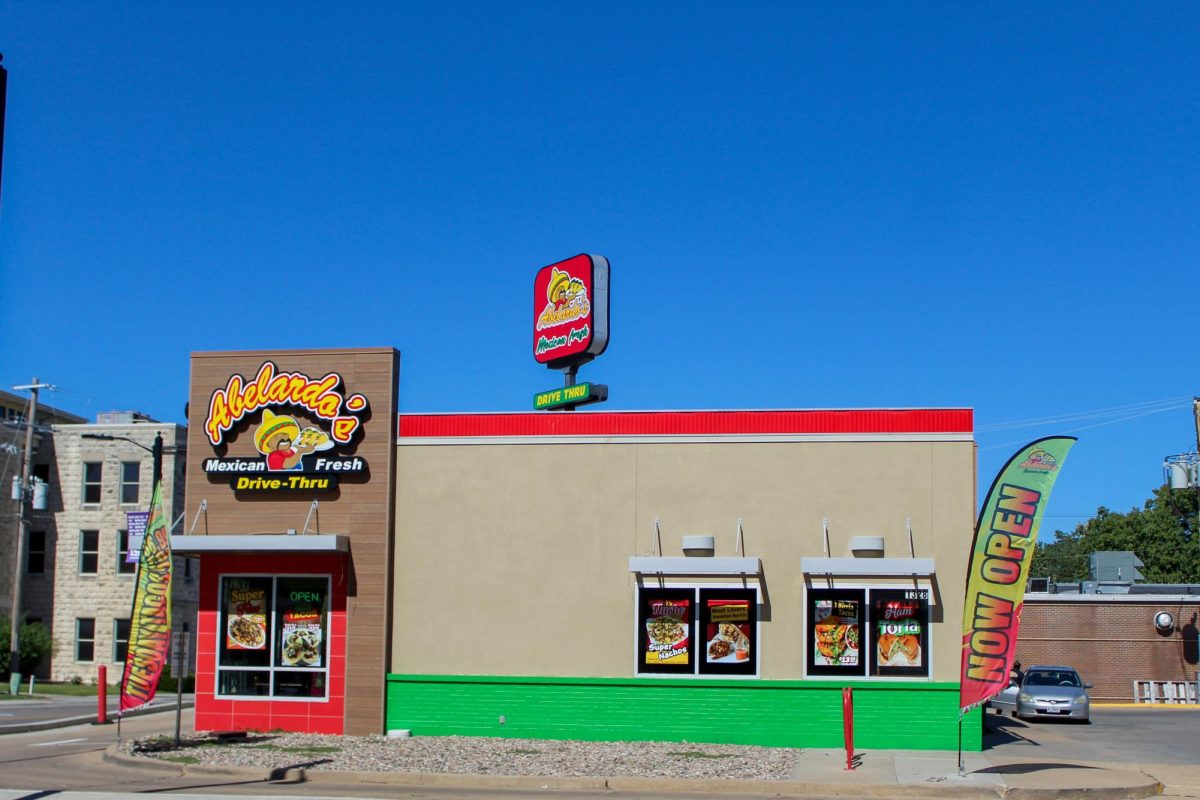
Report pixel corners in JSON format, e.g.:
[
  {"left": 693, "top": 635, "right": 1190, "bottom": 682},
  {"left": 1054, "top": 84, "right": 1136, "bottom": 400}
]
[
  {"left": 1193, "top": 397, "right": 1199, "bottom": 457},
  {"left": 9, "top": 379, "right": 48, "bottom": 694},
  {"left": 0, "top": 52, "right": 8, "bottom": 210}
]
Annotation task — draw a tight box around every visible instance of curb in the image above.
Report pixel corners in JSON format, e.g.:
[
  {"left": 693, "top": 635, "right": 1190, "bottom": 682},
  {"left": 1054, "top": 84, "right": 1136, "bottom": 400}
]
[
  {"left": 101, "top": 744, "right": 1164, "bottom": 800},
  {"left": 0, "top": 700, "right": 194, "bottom": 736}
]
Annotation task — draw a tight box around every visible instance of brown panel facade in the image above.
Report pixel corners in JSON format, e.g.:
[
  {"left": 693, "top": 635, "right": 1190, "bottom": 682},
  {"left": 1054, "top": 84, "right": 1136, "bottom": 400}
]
[{"left": 186, "top": 348, "right": 399, "bottom": 735}]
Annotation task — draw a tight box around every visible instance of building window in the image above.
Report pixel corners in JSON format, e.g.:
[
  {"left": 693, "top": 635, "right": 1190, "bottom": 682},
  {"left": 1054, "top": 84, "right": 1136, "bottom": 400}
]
[
  {"left": 79, "top": 530, "right": 100, "bottom": 574},
  {"left": 216, "top": 575, "right": 331, "bottom": 700},
  {"left": 120, "top": 462, "right": 140, "bottom": 504},
  {"left": 117, "top": 530, "right": 136, "bottom": 574},
  {"left": 805, "top": 586, "right": 931, "bottom": 679},
  {"left": 82, "top": 462, "right": 103, "bottom": 504},
  {"left": 636, "top": 586, "right": 759, "bottom": 677},
  {"left": 27, "top": 530, "right": 47, "bottom": 574},
  {"left": 114, "top": 619, "right": 131, "bottom": 662},
  {"left": 76, "top": 618, "right": 96, "bottom": 662}
]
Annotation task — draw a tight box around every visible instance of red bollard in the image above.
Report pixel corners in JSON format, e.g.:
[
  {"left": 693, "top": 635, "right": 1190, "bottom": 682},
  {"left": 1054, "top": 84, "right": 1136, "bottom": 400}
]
[
  {"left": 842, "top": 686, "right": 854, "bottom": 770},
  {"left": 97, "top": 665, "right": 107, "bottom": 725}
]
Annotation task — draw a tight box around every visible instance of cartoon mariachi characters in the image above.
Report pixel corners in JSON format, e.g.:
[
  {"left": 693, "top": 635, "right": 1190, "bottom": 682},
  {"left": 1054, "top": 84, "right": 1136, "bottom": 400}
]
[{"left": 255, "top": 409, "right": 318, "bottom": 471}]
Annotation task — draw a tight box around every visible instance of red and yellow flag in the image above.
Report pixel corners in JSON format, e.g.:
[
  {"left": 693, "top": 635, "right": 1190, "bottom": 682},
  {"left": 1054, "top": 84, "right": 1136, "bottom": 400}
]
[
  {"left": 119, "top": 482, "right": 172, "bottom": 713},
  {"left": 959, "top": 436, "right": 1075, "bottom": 715}
]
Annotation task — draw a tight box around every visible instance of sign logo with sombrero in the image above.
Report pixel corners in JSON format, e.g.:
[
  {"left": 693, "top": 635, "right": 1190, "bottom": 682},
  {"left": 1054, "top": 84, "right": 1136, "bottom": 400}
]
[
  {"left": 533, "top": 254, "right": 609, "bottom": 367},
  {"left": 202, "top": 361, "right": 369, "bottom": 492}
]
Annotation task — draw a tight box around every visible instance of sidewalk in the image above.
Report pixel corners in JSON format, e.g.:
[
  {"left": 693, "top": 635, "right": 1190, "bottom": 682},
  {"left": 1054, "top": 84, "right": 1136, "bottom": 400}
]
[{"left": 100, "top": 741, "right": 1190, "bottom": 799}]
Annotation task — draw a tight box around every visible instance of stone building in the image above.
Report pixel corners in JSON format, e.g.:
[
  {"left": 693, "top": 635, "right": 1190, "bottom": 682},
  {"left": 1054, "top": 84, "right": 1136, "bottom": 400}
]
[{"left": 3, "top": 394, "right": 196, "bottom": 683}]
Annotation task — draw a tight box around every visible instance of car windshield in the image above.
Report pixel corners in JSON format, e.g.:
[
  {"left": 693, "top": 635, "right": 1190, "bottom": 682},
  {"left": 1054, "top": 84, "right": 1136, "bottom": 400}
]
[{"left": 1025, "top": 670, "right": 1081, "bottom": 687}]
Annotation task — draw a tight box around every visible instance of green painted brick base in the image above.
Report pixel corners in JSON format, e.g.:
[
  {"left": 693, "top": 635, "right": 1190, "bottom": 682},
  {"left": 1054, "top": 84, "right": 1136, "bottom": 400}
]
[{"left": 386, "top": 674, "right": 983, "bottom": 751}]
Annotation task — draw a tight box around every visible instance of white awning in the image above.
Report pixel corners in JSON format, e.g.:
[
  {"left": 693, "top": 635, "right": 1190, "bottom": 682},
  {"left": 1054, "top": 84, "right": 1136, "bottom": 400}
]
[
  {"left": 800, "top": 556, "right": 935, "bottom": 577},
  {"left": 628, "top": 556, "right": 762, "bottom": 577},
  {"left": 170, "top": 534, "right": 349, "bottom": 554}
]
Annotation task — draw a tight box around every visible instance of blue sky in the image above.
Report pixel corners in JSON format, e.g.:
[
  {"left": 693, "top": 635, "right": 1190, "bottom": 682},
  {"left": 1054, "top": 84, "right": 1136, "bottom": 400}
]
[{"left": 2, "top": 3, "right": 1197, "bottom": 539}]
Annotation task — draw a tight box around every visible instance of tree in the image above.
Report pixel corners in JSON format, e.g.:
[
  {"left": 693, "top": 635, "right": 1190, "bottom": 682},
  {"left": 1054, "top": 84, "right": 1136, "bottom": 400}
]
[
  {"left": 0, "top": 617, "right": 55, "bottom": 678},
  {"left": 1032, "top": 485, "right": 1200, "bottom": 583}
]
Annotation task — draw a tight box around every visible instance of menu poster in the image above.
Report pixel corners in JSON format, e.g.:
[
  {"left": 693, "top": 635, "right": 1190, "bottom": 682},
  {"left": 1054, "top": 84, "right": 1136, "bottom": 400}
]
[
  {"left": 646, "top": 599, "right": 690, "bottom": 665},
  {"left": 807, "top": 589, "right": 865, "bottom": 676},
  {"left": 637, "top": 589, "right": 694, "bottom": 674},
  {"left": 280, "top": 610, "right": 323, "bottom": 667},
  {"left": 226, "top": 587, "right": 267, "bottom": 651},
  {"left": 870, "top": 588, "right": 930, "bottom": 677},
  {"left": 699, "top": 588, "right": 757, "bottom": 676}
]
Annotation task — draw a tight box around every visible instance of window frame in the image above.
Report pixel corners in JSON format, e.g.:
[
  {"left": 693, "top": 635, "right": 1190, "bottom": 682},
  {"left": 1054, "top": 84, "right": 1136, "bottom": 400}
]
[
  {"left": 82, "top": 462, "right": 103, "bottom": 505},
  {"left": 116, "top": 529, "right": 136, "bottom": 575},
  {"left": 113, "top": 618, "right": 131, "bottom": 662},
  {"left": 119, "top": 461, "right": 140, "bottom": 505},
  {"left": 803, "top": 582, "right": 934, "bottom": 681},
  {"left": 633, "top": 582, "right": 762, "bottom": 679},
  {"left": 27, "top": 530, "right": 47, "bottom": 575},
  {"left": 76, "top": 618, "right": 96, "bottom": 662},
  {"left": 79, "top": 530, "right": 100, "bottom": 574},
  {"left": 215, "top": 574, "right": 332, "bottom": 702}
]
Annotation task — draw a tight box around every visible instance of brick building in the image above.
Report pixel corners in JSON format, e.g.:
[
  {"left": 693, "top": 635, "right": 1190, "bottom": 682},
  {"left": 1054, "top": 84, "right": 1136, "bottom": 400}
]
[
  {"left": 1017, "top": 592, "right": 1200, "bottom": 702},
  {"left": 3, "top": 395, "right": 197, "bottom": 683}
]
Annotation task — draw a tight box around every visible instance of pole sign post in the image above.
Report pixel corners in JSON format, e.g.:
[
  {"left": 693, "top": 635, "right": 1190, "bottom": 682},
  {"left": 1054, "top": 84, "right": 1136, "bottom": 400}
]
[{"left": 532, "top": 253, "right": 610, "bottom": 410}]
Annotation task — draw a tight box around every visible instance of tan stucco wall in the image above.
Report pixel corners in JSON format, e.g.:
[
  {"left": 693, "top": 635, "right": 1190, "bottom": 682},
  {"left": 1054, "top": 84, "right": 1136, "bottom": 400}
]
[{"left": 392, "top": 437, "right": 974, "bottom": 681}]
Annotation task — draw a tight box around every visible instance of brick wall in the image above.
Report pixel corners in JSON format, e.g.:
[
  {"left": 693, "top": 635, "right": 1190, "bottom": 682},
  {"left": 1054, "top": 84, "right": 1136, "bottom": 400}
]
[{"left": 1018, "top": 598, "right": 1200, "bottom": 702}]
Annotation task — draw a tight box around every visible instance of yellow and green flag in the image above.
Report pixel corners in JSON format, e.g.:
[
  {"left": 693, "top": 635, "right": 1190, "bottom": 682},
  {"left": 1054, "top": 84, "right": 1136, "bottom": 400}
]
[
  {"left": 959, "top": 436, "right": 1075, "bottom": 715},
  {"left": 119, "top": 482, "right": 172, "bottom": 713}
]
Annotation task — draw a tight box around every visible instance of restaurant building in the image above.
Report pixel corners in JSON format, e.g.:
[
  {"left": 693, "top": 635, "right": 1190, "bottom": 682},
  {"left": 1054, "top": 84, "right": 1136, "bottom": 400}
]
[{"left": 175, "top": 347, "right": 982, "bottom": 750}]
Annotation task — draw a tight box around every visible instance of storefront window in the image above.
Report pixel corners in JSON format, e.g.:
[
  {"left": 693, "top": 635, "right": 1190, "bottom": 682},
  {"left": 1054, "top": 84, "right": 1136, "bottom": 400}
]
[
  {"left": 806, "top": 586, "right": 932, "bottom": 679},
  {"left": 636, "top": 586, "right": 759, "bottom": 677},
  {"left": 806, "top": 588, "right": 865, "bottom": 677},
  {"left": 217, "top": 575, "right": 330, "bottom": 700},
  {"left": 868, "top": 588, "right": 930, "bottom": 678},
  {"left": 637, "top": 588, "right": 695, "bottom": 675}
]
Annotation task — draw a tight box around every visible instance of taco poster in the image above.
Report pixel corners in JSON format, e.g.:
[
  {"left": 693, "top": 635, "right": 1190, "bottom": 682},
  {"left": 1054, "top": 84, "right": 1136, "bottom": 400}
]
[
  {"left": 807, "top": 589, "right": 865, "bottom": 676},
  {"left": 280, "top": 607, "right": 323, "bottom": 667},
  {"left": 226, "top": 587, "right": 267, "bottom": 651}
]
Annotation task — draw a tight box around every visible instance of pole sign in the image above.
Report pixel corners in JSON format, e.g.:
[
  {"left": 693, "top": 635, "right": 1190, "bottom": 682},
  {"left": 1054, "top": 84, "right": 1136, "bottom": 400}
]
[
  {"left": 533, "top": 254, "right": 609, "bottom": 368},
  {"left": 125, "top": 511, "right": 150, "bottom": 564}
]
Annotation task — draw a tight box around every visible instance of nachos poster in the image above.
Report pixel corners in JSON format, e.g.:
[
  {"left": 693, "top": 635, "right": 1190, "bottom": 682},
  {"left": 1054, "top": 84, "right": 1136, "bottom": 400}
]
[
  {"left": 959, "top": 436, "right": 1075, "bottom": 716},
  {"left": 119, "top": 483, "right": 172, "bottom": 713},
  {"left": 640, "top": 591, "right": 693, "bottom": 673},
  {"left": 226, "top": 585, "right": 267, "bottom": 651}
]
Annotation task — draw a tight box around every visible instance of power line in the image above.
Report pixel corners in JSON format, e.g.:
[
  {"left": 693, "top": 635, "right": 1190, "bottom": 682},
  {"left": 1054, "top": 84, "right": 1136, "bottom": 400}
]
[
  {"left": 978, "top": 396, "right": 1190, "bottom": 433},
  {"left": 979, "top": 403, "right": 1185, "bottom": 451}
]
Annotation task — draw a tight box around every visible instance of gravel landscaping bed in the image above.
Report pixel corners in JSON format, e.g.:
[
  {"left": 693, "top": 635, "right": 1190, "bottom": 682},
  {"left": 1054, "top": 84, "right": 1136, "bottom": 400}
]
[{"left": 125, "top": 732, "right": 801, "bottom": 781}]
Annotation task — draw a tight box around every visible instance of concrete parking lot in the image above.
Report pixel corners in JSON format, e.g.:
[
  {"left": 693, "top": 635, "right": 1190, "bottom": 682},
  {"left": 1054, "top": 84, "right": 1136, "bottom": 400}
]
[{"left": 984, "top": 706, "right": 1200, "bottom": 765}]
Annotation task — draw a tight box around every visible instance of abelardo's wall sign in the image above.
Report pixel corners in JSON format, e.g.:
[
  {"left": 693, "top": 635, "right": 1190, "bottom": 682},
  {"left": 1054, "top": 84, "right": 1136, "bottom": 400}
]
[{"left": 203, "top": 361, "right": 370, "bottom": 492}]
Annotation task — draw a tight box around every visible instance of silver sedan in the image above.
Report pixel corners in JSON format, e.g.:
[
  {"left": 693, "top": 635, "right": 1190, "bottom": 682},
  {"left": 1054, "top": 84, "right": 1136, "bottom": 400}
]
[{"left": 989, "top": 665, "right": 1092, "bottom": 722}]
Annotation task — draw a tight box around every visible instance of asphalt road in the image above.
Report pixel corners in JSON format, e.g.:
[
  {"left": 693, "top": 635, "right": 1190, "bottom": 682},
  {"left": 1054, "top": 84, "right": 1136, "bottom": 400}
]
[
  {"left": 0, "top": 693, "right": 187, "bottom": 728},
  {"left": 984, "top": 706, "right": 1200, "bottom": 765}
]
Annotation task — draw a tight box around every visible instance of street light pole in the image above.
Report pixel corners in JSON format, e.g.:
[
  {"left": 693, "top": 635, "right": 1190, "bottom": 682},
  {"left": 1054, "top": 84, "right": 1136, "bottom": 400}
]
[{"left": 9, "top": 379, "right": 47, "bottom": 694}]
